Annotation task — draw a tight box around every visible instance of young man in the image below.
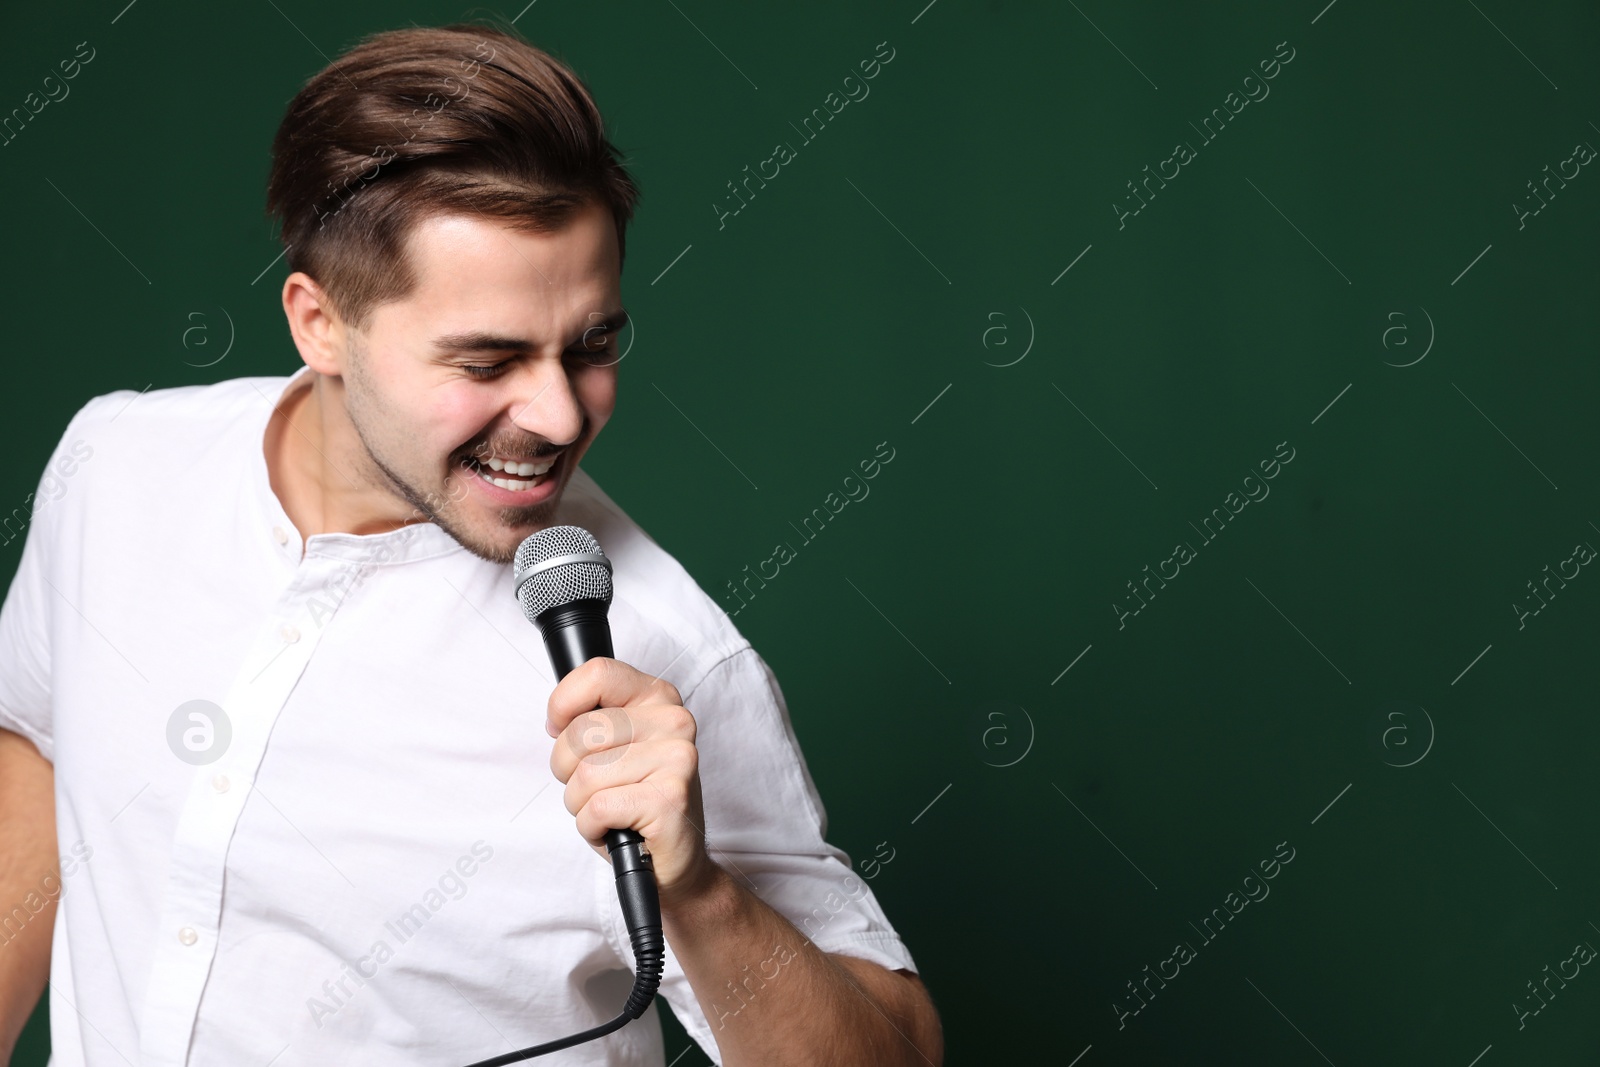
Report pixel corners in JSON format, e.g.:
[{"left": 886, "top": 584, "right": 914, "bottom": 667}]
[{"left": 0, "top": 22, "right": 940, "bottom": 1066}]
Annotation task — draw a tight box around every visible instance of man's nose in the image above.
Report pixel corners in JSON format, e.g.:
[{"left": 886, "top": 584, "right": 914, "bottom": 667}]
[{"left": 507, "top": 356, "right": 584, "bottom": 447}]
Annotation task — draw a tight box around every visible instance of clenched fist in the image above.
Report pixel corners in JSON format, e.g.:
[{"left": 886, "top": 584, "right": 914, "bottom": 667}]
[{"left": 546, "top": 657, "right": 716, "bottom": 908}]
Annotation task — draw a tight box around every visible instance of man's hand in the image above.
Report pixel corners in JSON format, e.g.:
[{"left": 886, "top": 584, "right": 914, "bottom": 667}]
[
  {"left": 546, "top": 657, "right": 716, "bottom": 910},
  {"left": 547, "top": 659, "right": 943, "bottom": 1064}
]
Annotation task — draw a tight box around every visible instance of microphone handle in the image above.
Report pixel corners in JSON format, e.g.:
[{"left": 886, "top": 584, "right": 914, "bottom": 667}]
[
  {"left": 536, "top": 597, "right": 648, "bottom": 854},
  {"left": 538, "top": 598, "right": 616, "bottom": 679}
]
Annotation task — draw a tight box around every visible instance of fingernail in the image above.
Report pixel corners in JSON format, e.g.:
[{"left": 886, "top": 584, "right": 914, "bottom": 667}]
[{"left": 545, "top": 719, "right": 557, "bottom": 737}]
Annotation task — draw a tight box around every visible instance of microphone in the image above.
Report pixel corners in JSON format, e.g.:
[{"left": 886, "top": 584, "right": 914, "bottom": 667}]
[{"left": 457, "top": 525, "right": 665, "bottom": 1066}]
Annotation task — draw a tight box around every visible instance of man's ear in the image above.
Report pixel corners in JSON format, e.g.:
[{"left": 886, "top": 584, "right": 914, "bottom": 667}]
[{"left": 281, "top": 271, "right": 347, "bottom": 377}]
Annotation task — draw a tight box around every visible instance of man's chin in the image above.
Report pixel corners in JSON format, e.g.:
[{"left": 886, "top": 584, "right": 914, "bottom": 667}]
[
  {"left": 439, "top": 487, "right": 570, "bottom": 564},
  {"left": 429, "top": 519, "right": 521, "bottom": 566}
]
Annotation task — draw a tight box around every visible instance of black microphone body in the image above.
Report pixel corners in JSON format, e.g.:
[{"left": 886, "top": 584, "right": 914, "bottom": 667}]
[
  {"left": 457, "top": 528, "right": 665, "bottom": 1066},
  {"left": 533, "top": 594, "right": 662, "bottom": 1020},
  {"left": 534, "top": 598, "right": 614, "bottom": 679}
]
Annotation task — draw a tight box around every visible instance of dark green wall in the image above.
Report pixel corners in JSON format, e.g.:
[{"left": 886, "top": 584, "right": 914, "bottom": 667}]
[{"left": 4, "top": 1, "right": 1598, "bottom": 1063}]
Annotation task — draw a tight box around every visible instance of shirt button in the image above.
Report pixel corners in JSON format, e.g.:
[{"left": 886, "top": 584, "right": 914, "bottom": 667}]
[
  {"left": 178, "top": 927, "right": 198, "bottom": 946},
  {"left": 280, "top": 623, "right": 300, "bottom": 643},
  {"left": 272, "top": 525, "right": 289, "bottom": 546},
  {"left": 212, "top": 774, "right": 231, "bottom": 793}
]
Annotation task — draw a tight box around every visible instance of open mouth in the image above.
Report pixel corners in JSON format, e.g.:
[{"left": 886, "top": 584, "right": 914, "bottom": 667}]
[{"left": 463, "top": 451, "right": 560, "bottom": 493}]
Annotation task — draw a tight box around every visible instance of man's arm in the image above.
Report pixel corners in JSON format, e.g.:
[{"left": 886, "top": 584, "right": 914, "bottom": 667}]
[
  {"left": 663, "top": 862, "right": 942, "bottom": 1066},
  {"left": 546, "top": 658, "right": 943, "bottom": 1065},
  {"left": 0, "top": 728, "right": 57, "bottom": 1063}
]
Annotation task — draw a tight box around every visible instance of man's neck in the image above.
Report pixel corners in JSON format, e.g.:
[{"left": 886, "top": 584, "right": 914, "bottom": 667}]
[{"left": 263, "top": 371, "right": 425, "bottom": 541}]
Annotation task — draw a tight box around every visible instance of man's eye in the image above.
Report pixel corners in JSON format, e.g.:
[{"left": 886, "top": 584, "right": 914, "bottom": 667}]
[
  {"left": 460, "top": 345, "right": 613, "bottom": 378},
  {"left": 567, "top": 340, "right": 616, "bottom": 365}
]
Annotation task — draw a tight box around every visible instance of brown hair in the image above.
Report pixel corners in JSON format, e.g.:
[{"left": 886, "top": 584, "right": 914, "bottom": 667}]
[{"left": 265, "top": 21, "right": 640, "bottom": 333}]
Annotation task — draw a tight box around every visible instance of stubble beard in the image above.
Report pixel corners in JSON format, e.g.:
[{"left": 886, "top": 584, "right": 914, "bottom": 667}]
[
  {"left": 342, "top": 367, "right": 561, "bottom": 566},
  {"left": 375, "top": 446, "right": 569, "bottom": 566}
]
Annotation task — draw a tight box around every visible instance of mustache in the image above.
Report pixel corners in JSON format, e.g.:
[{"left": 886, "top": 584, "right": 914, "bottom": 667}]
[
  {"left": 453, "top": 416, "right": 588, "bottom": 469},
  {"left": 457, "top": 417, "right": 588, "bottom": 466},
  {"left": 457, "top": 441, "right": 565, "bottom": 464}
]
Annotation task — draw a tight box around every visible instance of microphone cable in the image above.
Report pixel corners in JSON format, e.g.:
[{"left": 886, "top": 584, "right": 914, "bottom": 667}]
[{"left": 458, "top": 830, "right": 664, "bottom": 1065}]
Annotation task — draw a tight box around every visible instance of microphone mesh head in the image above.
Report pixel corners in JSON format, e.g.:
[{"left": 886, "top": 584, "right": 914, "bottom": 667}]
[{"left": 513, "top": 525, "right": 613, "bottom": 622}]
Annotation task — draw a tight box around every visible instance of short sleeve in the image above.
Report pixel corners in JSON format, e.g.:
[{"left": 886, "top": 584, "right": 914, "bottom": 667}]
[
  {"left": 635, "top": 646, "right": 917, "bottom": 1064},
  {"left": 0, "top": 399, "right": 101, "bottom": 760}
]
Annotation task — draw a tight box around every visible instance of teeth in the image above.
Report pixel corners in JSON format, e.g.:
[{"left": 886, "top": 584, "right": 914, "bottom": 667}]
[
  {"left": 481, "top": 456, "right": 555, "bottom": 476},
  {"left": 476, "top": 468, "right": 543, "bottom": 492}
]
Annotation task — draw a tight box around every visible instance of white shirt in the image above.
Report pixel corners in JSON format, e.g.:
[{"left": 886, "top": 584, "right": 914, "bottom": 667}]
[{"left": 0, "top": 367, "right": 915, "bottom": 1066}]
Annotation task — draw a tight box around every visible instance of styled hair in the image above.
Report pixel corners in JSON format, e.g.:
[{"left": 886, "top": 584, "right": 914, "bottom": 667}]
[{"left": 265, "top": 21, "right": 640, "bottom": 333}]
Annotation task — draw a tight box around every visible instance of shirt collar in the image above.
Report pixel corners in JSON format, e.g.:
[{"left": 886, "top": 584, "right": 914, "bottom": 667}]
[{"left": 251, "top": 366, "right": 471, "bottom": 566}]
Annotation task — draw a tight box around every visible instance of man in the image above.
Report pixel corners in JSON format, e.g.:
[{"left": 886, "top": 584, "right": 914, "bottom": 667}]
[{"left": 0, "top": 21, "right": 940, "bottom": 1067}]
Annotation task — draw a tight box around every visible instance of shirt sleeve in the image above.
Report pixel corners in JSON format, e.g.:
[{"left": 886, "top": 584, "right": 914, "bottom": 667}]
[
  {"left": 634, "top": 644, "right": 918, "bottom": 1064},
  {"left": 0, "top": 400, "right": 101, "bottom": 760}
]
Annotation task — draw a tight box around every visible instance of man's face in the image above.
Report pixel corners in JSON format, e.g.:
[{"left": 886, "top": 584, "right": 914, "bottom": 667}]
[{"left": 337, "top": 201, "right": 625, "bottom": 564}]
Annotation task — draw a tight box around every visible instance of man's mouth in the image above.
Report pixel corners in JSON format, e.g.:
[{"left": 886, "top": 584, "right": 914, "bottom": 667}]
[{"left": 463, "top": 451, "right": 559, "bottom": 492}]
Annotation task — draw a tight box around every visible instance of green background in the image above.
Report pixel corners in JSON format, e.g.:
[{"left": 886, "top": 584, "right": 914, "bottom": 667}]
[{"left": 3, "top": 0, "right": 1598, "bottom": 1063}]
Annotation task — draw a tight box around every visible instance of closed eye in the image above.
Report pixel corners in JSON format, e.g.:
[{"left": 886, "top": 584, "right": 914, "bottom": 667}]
[
  {"left": 568, "top": 331, "right": 621, "bottom": 365},
  {"left": 460, "top": 347, "right": 615, "bottom": 379}
]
